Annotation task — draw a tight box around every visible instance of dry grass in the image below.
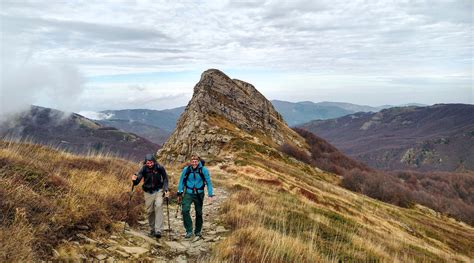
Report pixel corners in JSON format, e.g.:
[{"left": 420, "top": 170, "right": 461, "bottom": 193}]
[
  {"left": 0, "top": 140, "right": 144, "bottom": 261},
  {"left": 208, "top": 139, "right": 474, "bottom": 262},
  {"left": 2, "top": 137, "right": 474, "bottom": 262}
]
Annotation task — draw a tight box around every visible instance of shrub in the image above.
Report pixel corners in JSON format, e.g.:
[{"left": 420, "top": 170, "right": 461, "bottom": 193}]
[
  {"left": 291, "top": 128, "right": 371, "bottom": 175},
  {"left": 278, "top": 143, "right": 311, "bottom": 164}
]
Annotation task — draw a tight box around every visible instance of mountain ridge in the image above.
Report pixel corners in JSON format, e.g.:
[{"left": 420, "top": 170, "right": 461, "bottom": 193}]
[
  {"left": 0, "top": 105, "right": 159, "bottom": 161},
  {"left": 298, "top": 103, "right": 474, "bottom": 171}
]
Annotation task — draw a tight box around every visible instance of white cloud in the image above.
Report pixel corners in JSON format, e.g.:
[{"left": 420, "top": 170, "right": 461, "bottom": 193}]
[
  {"left": 77, "top": 82, "right": 193, "bottom": 111},
  {"left": 1, "top": 0, "right": 472, "bottom": 111}
]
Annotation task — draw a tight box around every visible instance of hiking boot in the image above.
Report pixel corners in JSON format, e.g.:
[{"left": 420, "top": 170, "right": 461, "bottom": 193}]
[
  {"left": 149, "top": 229, "right": 155, "bottom": 237},
  {"left": 184, "top": 232, "right": 193, "bottom": 239},
  {"left": 155, "top": 231, "right": 162, "bottom": 238}
]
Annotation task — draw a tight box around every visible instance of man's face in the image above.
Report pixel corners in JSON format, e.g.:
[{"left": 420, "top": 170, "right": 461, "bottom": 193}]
[
  {"left": 146, "top": 160, "right": 154, "bottom": 168},
  {"left": 191, "top": 159, "right": 199, "bottom": 168}
]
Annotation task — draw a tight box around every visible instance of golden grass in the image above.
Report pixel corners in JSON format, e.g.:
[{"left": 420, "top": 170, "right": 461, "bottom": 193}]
[
  {"left": 2, "top": 138, "right": 474, "bottom": 262},
  {"left": 208, "top": 142, "right": 474, "bottom": 263},
  {"left": 0, "top": 140, "right": 144, "bottom": 261}
]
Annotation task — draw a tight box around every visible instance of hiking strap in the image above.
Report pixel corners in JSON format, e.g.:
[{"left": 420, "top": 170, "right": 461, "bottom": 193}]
[{"left": 183, "top": 166, "right": 206, "bottom": 194}]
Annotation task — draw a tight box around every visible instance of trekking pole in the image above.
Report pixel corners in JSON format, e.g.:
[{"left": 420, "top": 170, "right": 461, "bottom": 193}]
[
  {"left": 166, "top": 196, "right": 171, "bottom": 240},
  {"left": 123, "top": 179, "right": 136, "bottom": 233}
]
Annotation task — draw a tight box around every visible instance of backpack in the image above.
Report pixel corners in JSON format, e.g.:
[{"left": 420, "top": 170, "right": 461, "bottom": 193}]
[{"left": 183, "top": 161, "right": 206, "bottom": 193}]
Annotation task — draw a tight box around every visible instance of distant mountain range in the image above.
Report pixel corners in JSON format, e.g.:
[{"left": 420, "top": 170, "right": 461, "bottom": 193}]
[
  {"left": 92, "top": 101, "right": 427, "bottom": 144},
  {"left": 0, "top": 106, "right": 159, "bottom": 161},
  {"left": 298, "top": 104, "right": 474, "bottom": 172},
  {"left": 271, "top": 100, "right": 427, "bottom": 126},
  {"left": 95, "top": 108, "right": 185, "bottom": 145}
]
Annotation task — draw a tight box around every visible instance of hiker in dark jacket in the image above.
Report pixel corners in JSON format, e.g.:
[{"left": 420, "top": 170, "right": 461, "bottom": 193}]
[
  {"left": 177, "top": 154, "right": 214, "bottom": 240},
  {"left": 132, "top": 154, "right": 169, "bottom": 238}
]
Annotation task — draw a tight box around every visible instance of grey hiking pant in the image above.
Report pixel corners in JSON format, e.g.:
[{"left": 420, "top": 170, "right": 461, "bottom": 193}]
[{"left": 144, "top": 189, "right": 164, "bottom": 232}]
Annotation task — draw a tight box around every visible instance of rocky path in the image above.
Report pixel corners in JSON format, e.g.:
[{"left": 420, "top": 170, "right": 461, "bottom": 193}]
[{"left": 70, "top": 188, "right": 229, "bottom": 262}]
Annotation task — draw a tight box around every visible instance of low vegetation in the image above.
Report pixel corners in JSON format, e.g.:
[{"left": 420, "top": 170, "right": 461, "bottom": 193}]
[
  {"left": 211, "top": 144, "right": 474, "bottom": 262},
  {"left": 342, "top": 169, "right": 474, "bottom": 225},
  {"left": 2, "top": 137, "right": 473, "bottom": 262},
  {"left": 285, "top": 128, "right": 474, "bottom": 226},
  {"left": 0, "top": 140, "right": 144, "bottom": 261},
  {"left": 281, "top": 128, "right": 371, "bottom": 174}
]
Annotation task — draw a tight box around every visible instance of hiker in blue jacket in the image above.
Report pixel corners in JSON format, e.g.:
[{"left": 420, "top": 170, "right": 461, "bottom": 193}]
[{"left": 177, "top": 154, "right": 214, "bottom": 240}]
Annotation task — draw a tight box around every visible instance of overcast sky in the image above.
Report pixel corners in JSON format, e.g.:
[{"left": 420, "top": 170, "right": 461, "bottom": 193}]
[{"left": 1, "top": 0, "right": 472, "bottom": 116}]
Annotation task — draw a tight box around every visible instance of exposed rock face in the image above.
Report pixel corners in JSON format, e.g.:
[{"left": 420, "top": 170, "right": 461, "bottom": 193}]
[{"left": 158, "top": 69, "right": 303, "bottom": 163}]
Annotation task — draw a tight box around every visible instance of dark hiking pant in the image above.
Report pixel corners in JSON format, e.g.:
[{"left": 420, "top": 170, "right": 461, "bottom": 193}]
[{"left": 181, "top": 192, "right": 204, "bottom": 235}]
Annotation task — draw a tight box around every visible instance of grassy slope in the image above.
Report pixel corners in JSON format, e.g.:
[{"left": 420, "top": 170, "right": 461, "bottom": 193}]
[
  {"left": 2, "top": 137, "right": 473, "bottom": 262},
  {"left": 0, "top": 140, "right": 144, "bottom": 261},
  {"left": 204, "top": 136, "right": 474, "bottom": 262}
]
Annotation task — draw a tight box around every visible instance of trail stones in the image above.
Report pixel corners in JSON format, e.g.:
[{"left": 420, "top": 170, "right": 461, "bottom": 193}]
[
  {"left": 119, "top": 246, "right": 149, "bottom": 258},
  {"left": 186, "top": 247, "right": 200, "bottom": 256},
  {"left": 64, "top": 187, "right": 228, "bottom": 261},
  {"left": 115, "top": 250, "right": 130, "bottom": 258},
  {"left": 165, "top": 241, "right": 187, "bottom": 253},
  {"left": 125, "top": 229, "right": 160, "bottom": 246}
]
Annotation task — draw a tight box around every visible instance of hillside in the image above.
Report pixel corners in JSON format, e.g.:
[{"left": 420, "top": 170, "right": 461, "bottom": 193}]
[
  {"left": 95, "top": 108, "right": 185, "bottom": 145},
  {"left": 0, "top": 106, "right": 159, "bottom": 161},
  {"left": 97, "top": 119, "right": 170, "bottom": 145},
  {"left": 271, "top": 100, "right": 427, "bottom": 126},
  {"left": 158, "top": 69, "right": 474, "bottom": 262},
  {"left": 100, "top": 108, "right": 184, "bottom": 133},
  {"left": 271, "top": 100, "right": 354, "bottom": 126},
  {"left": 0, "top": 140, "right": 143, "bottom": 260},
  {"left": 298, "top": 104, "right": 474, "bottom": 171}
]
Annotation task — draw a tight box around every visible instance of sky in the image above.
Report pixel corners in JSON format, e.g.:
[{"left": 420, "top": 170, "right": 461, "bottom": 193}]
[{"left": 1, "top": 0, "right": 473, "bottom": 118}]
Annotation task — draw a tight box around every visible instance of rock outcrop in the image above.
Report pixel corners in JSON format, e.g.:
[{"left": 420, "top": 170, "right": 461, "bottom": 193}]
[{"left": 158, "top": 69, "right": 304, "bottom": 163}]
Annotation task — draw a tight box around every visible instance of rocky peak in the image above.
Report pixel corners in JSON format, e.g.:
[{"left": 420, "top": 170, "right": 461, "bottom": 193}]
[{"left": 158, "top": 69, "right": 304, "bottom": 163}]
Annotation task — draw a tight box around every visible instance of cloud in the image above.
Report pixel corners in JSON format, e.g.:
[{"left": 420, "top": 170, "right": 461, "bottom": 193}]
[
  {"left": 1, "top": 0, "right": 471, "bottom": 110},
  {"left": 0, "top": 33, "right": 86, "bottom": 123},
  {"left": 76, "top": 82, "right": 193, "bottom": 111}
]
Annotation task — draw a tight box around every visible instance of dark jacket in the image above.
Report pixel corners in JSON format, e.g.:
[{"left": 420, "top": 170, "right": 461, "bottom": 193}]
[{"left": 133, "top": 154, "right": 168, "bottom": 193}]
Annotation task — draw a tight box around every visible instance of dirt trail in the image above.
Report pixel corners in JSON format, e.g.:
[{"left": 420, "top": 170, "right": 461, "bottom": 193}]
[{"left": 71, "top": 188, "right": 228, "bottom": 262}]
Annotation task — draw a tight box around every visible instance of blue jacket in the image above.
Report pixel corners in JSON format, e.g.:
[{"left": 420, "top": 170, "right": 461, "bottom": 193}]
[{"left": 177, "top": 162, "right": 214, "bottom": 196}]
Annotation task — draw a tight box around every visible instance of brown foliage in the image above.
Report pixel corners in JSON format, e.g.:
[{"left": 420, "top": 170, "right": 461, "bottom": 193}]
[
  {"left": 342, "top": 169, "right": 474, "bottom": 225},
  {"left": 342, "top": 169, "right": 413, "bottom": 208},
  {"left": 278, "top": 143, "right": 312, "bottom": 164},
  {"left": 394, "top": 170, "right": 474, "bottom": 225},
  {"left": 289, "top": 128, "right": 474, "bottom": 225},
  {"left": 289, "top": 128, "right": 371, "bottom": 175}
]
